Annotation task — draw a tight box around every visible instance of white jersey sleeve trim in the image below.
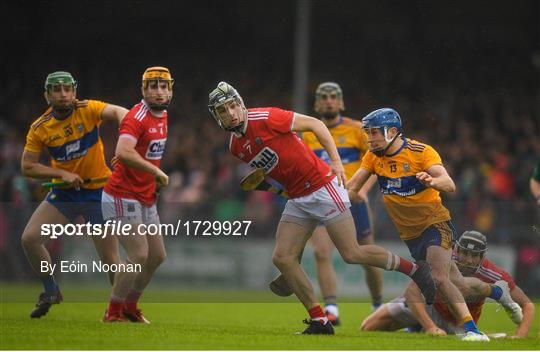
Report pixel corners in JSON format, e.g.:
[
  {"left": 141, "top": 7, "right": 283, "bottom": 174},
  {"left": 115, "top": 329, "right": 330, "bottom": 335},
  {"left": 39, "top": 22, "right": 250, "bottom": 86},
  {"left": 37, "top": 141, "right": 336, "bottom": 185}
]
[{"left": 119, "top": 133, "right": 138, "bottom": 143}]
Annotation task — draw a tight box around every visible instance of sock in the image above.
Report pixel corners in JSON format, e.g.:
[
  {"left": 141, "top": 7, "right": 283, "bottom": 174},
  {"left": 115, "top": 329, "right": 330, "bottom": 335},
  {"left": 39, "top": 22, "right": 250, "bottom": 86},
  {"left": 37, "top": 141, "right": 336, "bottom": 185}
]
[
  {"left": 308, "top": 305, "right": 328, "bottom": 324},
  {"left": 489, "top": 285, "right": 503, "bottom": 300},
  {"left": 372, "top": 303, "right": 382, "bottom": 311},
  {"left": 107, "top": 295, "right": 124, "bottom": 315},
  {"left": 323, "top": 295, "right": 337, "bottom": 306},
  {"left": 41, "top": 275, "right": 58, "bottom": 294},
  {"left": 324, "top": 303, "right": 339, "bottom": 317},
  {"left": 386, "top": 252, "right": 418, "bottom": 276},
  {"left": 125, "top": 290, "right": 143, "bottom": 311},
  {"left": 462, "top": 315, "right": 480, "bottom": 334}
]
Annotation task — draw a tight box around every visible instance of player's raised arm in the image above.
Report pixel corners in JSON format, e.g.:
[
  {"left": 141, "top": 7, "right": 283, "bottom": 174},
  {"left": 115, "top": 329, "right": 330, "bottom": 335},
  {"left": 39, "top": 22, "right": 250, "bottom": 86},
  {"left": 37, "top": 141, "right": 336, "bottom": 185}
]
[
  {"left": 115, "top": 136, "right": 168, "bottom": 187},
  {"left": 416, "top": 164, "right": 456, "bottom": 193},
  {"left": 403, "top": 282, "right": 446, "bottom": 336},
  {"left": 292, "top": 113, "right": 346, "bottom": 186},
  {"left": 101, "top": 104, "right": 129, "bottom": 123},
  {"left": 509, "top": 286, "right": 535, "bottom": 338}
]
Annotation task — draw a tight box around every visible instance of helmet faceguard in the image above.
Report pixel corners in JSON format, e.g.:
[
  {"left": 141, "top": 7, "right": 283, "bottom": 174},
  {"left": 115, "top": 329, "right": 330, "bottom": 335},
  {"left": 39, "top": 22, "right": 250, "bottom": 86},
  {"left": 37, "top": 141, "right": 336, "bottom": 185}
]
[
  {"left": 454, "top": 230, "right": 487, "bottom": 275},
  {"left": 314, "top": 82, "right": 344, "bottom": 118},
  {"left": 142, "top": 66, "right": 174, "bottom": 111},
  {"left": 362, "top": 108, "right": 402, "bottom": 157},
  {"left": 208, "top": 82, "right": 247, "bottom": 133},
  {"left": 44, "top": 71, "right": 77, "bottom": 113}
]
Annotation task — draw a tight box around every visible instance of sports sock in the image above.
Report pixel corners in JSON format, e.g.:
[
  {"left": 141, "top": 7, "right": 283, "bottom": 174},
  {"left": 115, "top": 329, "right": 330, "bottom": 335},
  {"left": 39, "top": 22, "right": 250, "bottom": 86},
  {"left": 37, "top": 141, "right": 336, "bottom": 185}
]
[
  {"left": 125, "top": 290, "right": 143, "bottom": 311},
  {"left": 489, "top": 285, "right": 503, "bottom": 300},
  {"left": 41, "top": 275, "right": 58, "bottom": 294},
  {"left": 308, "top": 305, "right": 328, "bottom": 324},
  {"left": 386, "top": 252, "right": 418, "bottom": 276},
  {"left": 324, "top": 303, "right": 339, "bottom": 317},
  {"left": 462, "top": 315, "right": 480, "bottom": 334},
  {"left": 323, "top": 295, "right": 337, "bottom": 306},
  {"left": 107, "top": 294, "right": 124, "bottom": 315}
]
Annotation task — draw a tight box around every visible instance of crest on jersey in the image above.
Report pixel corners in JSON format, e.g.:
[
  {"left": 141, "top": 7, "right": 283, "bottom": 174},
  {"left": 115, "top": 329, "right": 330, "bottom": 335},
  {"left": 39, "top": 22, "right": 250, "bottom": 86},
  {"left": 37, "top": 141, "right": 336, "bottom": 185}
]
[
  {"left": 255, "top": 137, "right": 262, "bottom": 145},
  {"left": 403, "top": 163, "right": 410, "bottom": 172},
  {"left": 76, "top": 123, "right": 84, "bottom": 132},
  {"left": 338, "top": 136, "right": 345, "bottom": 145}
]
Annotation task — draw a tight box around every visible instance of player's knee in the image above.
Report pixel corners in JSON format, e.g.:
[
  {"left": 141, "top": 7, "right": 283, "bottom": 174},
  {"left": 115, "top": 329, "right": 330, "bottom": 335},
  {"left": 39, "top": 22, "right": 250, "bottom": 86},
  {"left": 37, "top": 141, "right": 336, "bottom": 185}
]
[
  {"left": 148, "top": 250, "right": 166, "bottom": 269},
  {"left": 360, "top": 316, "right": 376, "bottom": 331},
  {"left": 339, "top": 249, "right": 359, "bottom": 264},
  {"left": 128, "top": 250, "right": 148, "bottom": 266},
  {"left": 431, "top": 270, "right": 450, "bottom": 288},
  {"left": 272, "top": 252, "right": 295, "bottom": 269},
  {"left": 21, "top": 230, "right": 40, "bottom": 249},
  {"left": 314, "top": 247, "right": 332, "bottom": 263}
]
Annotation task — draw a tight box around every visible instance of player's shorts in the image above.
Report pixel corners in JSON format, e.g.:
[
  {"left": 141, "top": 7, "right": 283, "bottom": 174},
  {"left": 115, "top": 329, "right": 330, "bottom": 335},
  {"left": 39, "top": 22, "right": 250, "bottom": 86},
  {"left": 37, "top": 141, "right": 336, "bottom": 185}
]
[
  {"left": 281, "top": 177, "right": 351, "bottom": 228},
  {"left": 351, "top": 201, "right": 372, "bottom": 240},
  {"left": 46, "top": 187, "right": 104, "bottom": 224},
  {"left": 101, "top": 191, "right": 160, "bottom": 225},
  {"left": 386, "top": 297, "right": 463, "bottom": 334},
  {"left": 404, "top": 220, "right": 457, "bottom": 261}
]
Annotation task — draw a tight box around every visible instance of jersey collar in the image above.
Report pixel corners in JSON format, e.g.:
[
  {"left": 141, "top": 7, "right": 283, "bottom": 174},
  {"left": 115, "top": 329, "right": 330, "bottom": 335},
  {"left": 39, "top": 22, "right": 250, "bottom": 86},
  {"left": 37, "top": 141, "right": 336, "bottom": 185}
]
[
  {"left": 385, "top": 137, "right": 406, "bottom": 157},
  {"left": 324, "top": 116, "right": 343, "bottom": 129}
]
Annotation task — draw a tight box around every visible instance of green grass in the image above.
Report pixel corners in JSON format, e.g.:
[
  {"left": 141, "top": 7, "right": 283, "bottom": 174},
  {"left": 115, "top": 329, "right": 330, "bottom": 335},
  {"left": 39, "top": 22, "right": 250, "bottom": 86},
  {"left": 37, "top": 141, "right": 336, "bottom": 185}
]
[{"left": 1, "top": 284, "right": 539, "bottom": 350}]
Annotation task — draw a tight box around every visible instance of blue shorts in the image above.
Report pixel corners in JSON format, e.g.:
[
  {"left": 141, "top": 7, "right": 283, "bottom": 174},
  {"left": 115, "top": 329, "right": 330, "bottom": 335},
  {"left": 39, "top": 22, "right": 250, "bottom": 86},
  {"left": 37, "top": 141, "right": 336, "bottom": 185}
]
[
  {"left": 404, "top": 220, "right": 457, "bottom": 262},
  {"left": 351, "top": 201, "right": 372, "bottom": 240},
  {"left": 46, "top": 188, "right": 104, "bottom": 224}
]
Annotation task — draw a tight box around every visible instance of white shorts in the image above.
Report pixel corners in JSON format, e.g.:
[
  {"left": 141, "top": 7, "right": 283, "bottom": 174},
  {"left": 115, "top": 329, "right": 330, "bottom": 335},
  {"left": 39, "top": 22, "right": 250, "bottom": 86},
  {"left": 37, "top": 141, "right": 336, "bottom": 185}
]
[
  {"left": 281, "top": 177, "right": 351, "bottom": 226},
  {"left": 386, "top": 297, "right": 463, "bottom": 334},
  {"left": 101, "top": 191, "right": 160, "bottom": 225}
]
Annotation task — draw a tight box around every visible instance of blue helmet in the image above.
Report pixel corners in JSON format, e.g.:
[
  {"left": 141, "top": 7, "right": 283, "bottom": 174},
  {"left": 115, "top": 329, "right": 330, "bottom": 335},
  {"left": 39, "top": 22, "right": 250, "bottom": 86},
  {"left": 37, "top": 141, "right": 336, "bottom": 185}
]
[
  {"left": 361, "top": 108, "right": 402, "bottom": 132},
  {"left": 362, "top": 108, "right": 402, "bottom": 156}
]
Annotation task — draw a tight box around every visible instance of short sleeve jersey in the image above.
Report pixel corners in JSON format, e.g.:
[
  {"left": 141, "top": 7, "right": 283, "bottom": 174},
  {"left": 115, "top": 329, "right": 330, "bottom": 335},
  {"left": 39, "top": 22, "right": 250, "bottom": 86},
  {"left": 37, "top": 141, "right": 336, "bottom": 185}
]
[
  {"left": 105, "top": 100, "right": 168, "bottom": 206},
  {"left": 302, "top": 117, "right": 368, "bottom": 179},
  {"left": 229, "top": 108, "right": 333, "bottom": 198},
  {"left": 361, "top": 138, "right": 451, "bottom": 240},
  {"left": 24, "top": 100, "right": 110, "bottom": 189}
]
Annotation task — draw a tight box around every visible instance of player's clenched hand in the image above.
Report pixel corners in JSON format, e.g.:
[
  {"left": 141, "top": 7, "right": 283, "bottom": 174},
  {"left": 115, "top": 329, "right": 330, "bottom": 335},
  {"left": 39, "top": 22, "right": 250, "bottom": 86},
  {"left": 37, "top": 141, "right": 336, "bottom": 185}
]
[
  {"left": 59, "top": 170, "right": 84, "bottom": 190},
  {"left": 155, "top": 169, "right": 169, "bottom": 187},
  {"left": 416, "top": 171, "right": 435, "bottom": 187},
  {"left": 425, "top": 326, "right": 446, "bottom": 336},
  {"left": 330, "top": 159, "right": 347, "bottom": 187}
]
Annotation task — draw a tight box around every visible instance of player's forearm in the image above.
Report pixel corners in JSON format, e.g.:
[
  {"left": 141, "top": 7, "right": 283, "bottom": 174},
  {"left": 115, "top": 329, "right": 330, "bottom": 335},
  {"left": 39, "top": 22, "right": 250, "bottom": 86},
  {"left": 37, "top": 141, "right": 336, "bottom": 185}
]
[
  {"left": 404, "top": 284, "right": 436, "bottom": 330},
  {"left": 514, "top": 302, "right": 535, "bottom": 338},
  {"left": 311, "top": 120, "right": 341, "bottom": 162},
  {"left": 21, "top": 161, "right": 66, "bottom": 180},
  {"left": 430, "top": 175, "right": 456, "bottom": 193},
  {"left": 116, "top": 148, "right": 160, "bottom": 176}
]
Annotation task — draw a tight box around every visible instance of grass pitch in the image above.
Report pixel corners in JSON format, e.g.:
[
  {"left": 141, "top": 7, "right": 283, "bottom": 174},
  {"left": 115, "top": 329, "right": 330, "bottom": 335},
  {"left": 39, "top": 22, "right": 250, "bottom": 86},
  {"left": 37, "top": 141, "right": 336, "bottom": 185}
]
[{"left": 1, "top": 284, "right": 539, "bottom": 350}]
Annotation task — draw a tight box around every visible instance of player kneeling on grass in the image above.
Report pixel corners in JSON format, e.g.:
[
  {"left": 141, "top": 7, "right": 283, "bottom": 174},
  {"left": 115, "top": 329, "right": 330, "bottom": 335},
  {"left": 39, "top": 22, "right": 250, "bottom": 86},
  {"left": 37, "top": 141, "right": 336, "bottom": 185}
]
[
  {"left": 101, "top": 67, "right": 173, "bottom": 323},
  {"left": 21, "top": 71, "right": 128, "bottom": 318},
  {"left": 361, "top": 231, "right": 534, "bottom": 339},
  {"left": 208, "top": 82, "right": 437, "bottom": 335},
  {"left": 346, "top": 108, "right": 523, "bottom": 341}
]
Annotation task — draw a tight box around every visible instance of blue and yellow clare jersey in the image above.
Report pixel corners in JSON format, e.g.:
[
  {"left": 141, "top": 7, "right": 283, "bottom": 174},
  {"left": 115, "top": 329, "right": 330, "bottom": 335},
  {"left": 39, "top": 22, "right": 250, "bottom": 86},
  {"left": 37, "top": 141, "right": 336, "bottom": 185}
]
[
  {"left": 302, "top": 117, "right": 368, "bottom": 179},
  {"left": 361, "top": 138, "right": 451, "bottom": 241},
  {"left": 24, "top": 100, "right": 111, "bottom": 189}
]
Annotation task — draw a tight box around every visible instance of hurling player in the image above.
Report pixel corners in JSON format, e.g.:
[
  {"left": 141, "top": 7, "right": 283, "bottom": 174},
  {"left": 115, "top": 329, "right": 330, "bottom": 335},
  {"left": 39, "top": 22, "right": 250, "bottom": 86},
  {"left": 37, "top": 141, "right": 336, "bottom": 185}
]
[
  {"left": 208, "top": 81, "right": 436, "bottom": 335},
  {"left": 21, "top": 71, "right": 127, "bottom": 318},
  {"left": 101, "top": 67, "right": 172, "bottom": 323}
]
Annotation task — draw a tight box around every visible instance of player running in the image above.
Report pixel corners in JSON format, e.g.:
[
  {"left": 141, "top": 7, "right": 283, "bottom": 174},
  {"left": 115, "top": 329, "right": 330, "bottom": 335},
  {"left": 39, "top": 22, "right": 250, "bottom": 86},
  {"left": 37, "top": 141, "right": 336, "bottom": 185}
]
[
  {"left": 101, "top": 66, "right": 172, "bottom": 323},
  {"left": 361, "top": 231, "right": 535, "bottom": 339},
  {"left": 301, "top": 82, "right": 382, "bottom": 324},
  {"left": 21, "top": 71, "right": 128, "bottom": 318},
  {"left": 347, "top": 108, "right": 522, "bottom": 341},
  {"left": 208, "top": 82, "right": 436, "bottom": 335}
]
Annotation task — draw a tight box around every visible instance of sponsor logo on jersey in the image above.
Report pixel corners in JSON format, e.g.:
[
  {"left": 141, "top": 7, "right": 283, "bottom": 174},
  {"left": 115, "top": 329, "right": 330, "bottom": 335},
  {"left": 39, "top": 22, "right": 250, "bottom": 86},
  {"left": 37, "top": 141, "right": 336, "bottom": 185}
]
[
  {"left": 248, "top": 147, "right": 279, "bottom": 173},
  {"left": 146, "top": 138, "right": 167, "bottom": 160},
  {"left": 65, "top": 140, "right": 80, "bottom": 156},
  {"left": 403, "top": 162, "right": 410, "bottom": 172}
]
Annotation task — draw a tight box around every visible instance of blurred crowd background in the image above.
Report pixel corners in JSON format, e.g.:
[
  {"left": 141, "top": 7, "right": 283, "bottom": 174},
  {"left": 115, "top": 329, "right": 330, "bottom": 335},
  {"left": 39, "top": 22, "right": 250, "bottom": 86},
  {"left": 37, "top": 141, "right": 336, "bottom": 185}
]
[{"left": 1, "top": 1, "right": 539, "bottom": 294}]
